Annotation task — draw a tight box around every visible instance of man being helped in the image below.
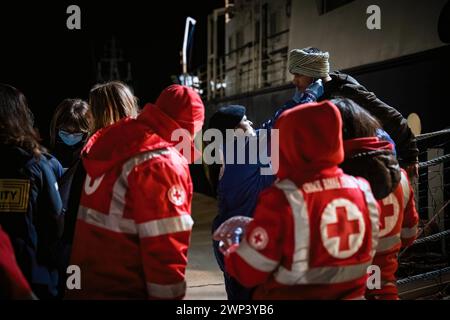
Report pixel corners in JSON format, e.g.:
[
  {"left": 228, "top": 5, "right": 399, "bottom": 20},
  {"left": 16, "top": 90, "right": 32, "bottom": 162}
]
[{"left": 287, "top": 47, "right": 419, "bottom": 179}]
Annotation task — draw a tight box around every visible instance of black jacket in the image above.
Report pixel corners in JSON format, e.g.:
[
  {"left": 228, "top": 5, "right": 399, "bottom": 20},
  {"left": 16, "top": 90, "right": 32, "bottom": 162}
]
[
  {"left": 321, "top": 72, "right": 419, "bottom": 165},
  {"left": 58, "top": 158, "right": 85, "bottom": 246},
  {"left": 52, "top": 139, "right": 85, "bottom": 169},
  {"left": 0, "top": 144, "right": 63, "bottom": 298},
  {"left": 341, "top": 149, "right": 401, "bottom": 200},
  {"left": 54, "top": 158, "right": 86, "bottom": 298}
]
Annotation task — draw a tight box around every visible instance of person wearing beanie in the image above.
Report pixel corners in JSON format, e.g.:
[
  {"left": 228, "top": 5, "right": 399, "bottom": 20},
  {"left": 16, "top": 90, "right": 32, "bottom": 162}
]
[
  {"left": 287, "top": 46, "right": 419, "bottom": 180},
  {"left": 214, "top": 100, "right": 380, "bottom": 300},
  {"left": 208, "top": 83, "right": 324, "bottom": 300},
  {"left": 208, "top": 104, "right": 271, "bottom": 300},
  {"left": 67, "top": 85, "right": 204, "bottom": 299},
  {"left": 209, "top": 105, "right": 249, "bottom": 136}
]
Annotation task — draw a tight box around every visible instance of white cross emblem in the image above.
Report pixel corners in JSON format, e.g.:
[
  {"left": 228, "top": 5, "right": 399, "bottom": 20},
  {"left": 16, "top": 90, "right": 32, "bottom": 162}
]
[{"left": 167, "top": 185, "right": 186, "bottom": 206}]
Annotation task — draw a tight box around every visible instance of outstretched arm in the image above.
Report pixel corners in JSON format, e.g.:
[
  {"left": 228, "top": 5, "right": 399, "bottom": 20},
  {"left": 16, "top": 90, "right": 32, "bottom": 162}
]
[{"left": 262, "top": 79, "right": 324, "bottom": 130}]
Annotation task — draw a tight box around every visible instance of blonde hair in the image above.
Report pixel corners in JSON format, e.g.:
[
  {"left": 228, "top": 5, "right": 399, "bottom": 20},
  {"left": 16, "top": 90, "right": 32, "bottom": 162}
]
[
  {"left": 89, "top": 81, "right": 138, "bottom": 132},
  {"left": 49, "top": 99, "right": 91, "bottom": 148}
]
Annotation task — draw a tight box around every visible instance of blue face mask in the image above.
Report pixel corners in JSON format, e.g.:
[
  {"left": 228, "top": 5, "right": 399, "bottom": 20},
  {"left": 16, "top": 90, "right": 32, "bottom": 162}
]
[{"left": 58, "top": 130, "right": 84, "bottom": 146}]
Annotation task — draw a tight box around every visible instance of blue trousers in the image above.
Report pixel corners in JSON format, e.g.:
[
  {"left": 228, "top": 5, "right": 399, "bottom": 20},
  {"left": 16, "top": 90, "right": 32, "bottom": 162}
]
[{"left": 213, "top": 240, "right": 253, "bottom": 300}]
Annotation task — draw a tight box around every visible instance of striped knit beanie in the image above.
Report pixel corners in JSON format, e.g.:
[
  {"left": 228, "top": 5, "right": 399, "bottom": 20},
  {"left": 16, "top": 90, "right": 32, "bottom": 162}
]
[{"left": 288, "top": 47, "right": 330, "bottom": 78}]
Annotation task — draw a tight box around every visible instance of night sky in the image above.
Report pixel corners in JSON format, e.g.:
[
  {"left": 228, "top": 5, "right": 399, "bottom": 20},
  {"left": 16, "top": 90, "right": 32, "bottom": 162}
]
[{"left": 0, "top": 0, "right": 223, "bottom": 143}]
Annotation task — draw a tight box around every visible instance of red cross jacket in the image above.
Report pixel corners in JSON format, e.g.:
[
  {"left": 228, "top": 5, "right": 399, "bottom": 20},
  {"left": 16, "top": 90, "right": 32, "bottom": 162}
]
[
  {"left": 224, "top": 101, "right": 380, "bottom": 300},
  {"left": 0, "top": 226, "right": 34, "bottom": 299},
  {"left": 367, "top": 169, "right": 419, "bottom": 299},
  {"left": 67, "top": 85, "right": 204, "bottom": 299}
]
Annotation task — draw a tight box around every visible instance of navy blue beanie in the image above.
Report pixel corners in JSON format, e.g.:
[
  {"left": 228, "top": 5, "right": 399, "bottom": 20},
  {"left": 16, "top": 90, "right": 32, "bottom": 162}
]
[{"left": 209, "top": 105, "right": 246, "bottom": 133}]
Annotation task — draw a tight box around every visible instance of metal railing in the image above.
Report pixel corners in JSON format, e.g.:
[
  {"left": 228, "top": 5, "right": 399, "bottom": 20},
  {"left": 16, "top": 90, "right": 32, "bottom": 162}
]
[{"left": 398, "top": 128, "right": 450, "bottom": 299}]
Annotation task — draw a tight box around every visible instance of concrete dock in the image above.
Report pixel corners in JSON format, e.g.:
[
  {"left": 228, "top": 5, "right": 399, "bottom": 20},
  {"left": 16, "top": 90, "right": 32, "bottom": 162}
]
[{"left": 185, "top": 193, "right": 227, "bottom": 300}]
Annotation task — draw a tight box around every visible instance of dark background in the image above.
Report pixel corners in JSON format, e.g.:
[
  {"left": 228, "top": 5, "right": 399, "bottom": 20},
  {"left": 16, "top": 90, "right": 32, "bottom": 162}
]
[{"left": 0, "top": 0, "right": 223, "bottom": 143}]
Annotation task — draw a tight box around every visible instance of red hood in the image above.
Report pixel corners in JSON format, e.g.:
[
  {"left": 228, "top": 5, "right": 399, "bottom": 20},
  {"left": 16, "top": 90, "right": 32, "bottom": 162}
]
[
  {"left": 273, "top": 101, "right": 344, "bottom": 183},
  {"left": 343, "top": 137, "right": 394, "bottom": 158},
  {"left": 82, "top": 85, "right": 204, "bottom": 178},
  {"left": 155, "top": 84, "right": 204, "bottom": 136}
]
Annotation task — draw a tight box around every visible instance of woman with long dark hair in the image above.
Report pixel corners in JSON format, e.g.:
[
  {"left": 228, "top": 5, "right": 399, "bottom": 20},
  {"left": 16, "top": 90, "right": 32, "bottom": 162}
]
[
  {"left": 332, "top": 97, "right": 400, "bottom": 200},
  {"left": 332, "top": 97, "right": 419, "bottom": 299},
  {"left": 0, "top": 83, "right": 63, "bottom": 299}
]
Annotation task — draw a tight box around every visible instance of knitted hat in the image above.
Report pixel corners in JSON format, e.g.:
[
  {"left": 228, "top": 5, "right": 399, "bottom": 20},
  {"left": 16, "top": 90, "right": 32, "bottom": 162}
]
[
  {"left": 288, "top": 48, "right": 330, "bottom": 78},
  {"left": 209, "top": 105, "right": 246, "bottom": 133}
]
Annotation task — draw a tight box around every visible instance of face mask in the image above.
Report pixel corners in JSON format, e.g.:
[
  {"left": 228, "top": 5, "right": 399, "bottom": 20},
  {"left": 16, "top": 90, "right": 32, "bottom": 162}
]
[{"left": 58, "top": 130, "right": 84, "bottom": 146}]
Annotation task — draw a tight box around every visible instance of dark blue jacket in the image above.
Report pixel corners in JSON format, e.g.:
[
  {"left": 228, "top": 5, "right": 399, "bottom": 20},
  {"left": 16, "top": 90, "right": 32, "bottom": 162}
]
[
  {"left": 212, "top": 130, "right": 275, "bottom": 232},
  {"left": 0, "top": 145, "right": 63, "bottom": 298}
]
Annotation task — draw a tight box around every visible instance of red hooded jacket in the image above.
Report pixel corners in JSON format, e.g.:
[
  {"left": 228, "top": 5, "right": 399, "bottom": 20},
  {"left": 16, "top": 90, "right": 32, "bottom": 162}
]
[
  {"left": 369, "top": 169, "right": 418, "bottom": 299},
  {"left": 67, "top": 85, "right": 204, "bottom": 299},
  {"left": 0, "top": 226, "right": 34, "bottom": 300},
  {"left": 343, "top": 137, "right": 419, "bottom": 299},
  {"left": 224, "top": 101, "right": 380, "bottom": 299}
]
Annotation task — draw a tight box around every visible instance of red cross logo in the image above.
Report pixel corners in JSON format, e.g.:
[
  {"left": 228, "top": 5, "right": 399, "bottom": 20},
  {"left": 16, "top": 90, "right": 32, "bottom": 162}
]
[
  {"left": 327, "top": 207, "right": 360, "bottom": 252},
  {"left": 173, "top": 190, "right": 182, "bottom": 201},
  {"left": 379, "top": 194, "right": 399, "bottom": 236},
  {"left": 253, "top": 233, "right": 263, "bottom": 245},
  {"left": 168, "top": 185, "right": 186, "bottom": 206},
  {"left": 380, "top": 203, "right": 394, "bottom": 230},
  {"left": 321, "top": 198, "right": 365, "bottom": 259},
  {"left": 249, "top": 227, "right": 269, "bottom": 250}
]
